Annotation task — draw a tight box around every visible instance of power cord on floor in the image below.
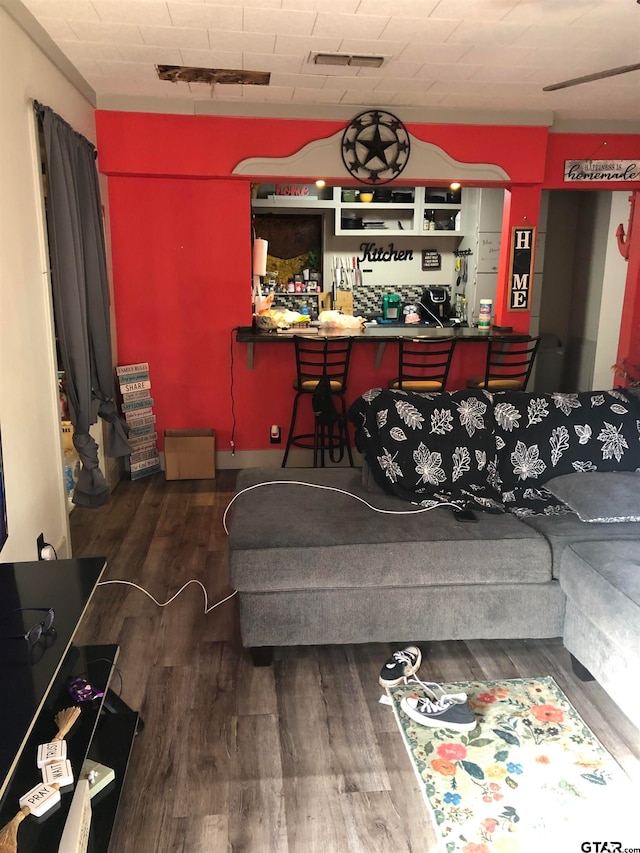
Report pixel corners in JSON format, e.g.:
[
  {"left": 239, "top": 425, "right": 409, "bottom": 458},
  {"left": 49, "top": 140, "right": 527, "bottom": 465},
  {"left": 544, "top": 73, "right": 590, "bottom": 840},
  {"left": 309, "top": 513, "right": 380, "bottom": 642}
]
[
  {"left": 222, "top": 479, "right": 459, "bottom": 534},
  {"left": 230, "top": 326, "right": 239, "bottom": 455},
  {"left": 97, "top": 579, "right": 237, "bottom": 614}
]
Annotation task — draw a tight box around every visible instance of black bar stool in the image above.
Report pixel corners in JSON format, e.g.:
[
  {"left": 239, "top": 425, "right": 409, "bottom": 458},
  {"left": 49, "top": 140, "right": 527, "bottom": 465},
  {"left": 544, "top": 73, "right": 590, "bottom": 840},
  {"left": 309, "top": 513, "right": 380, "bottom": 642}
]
[
  {"left": 282, "top": 336, "right": 354, "bottom": 467},
  {"left": 388, "top": 336, "right": 456, "bottom": 392},
  {"left": 467, "top": 335, "right": 541, "bottom": 391}
]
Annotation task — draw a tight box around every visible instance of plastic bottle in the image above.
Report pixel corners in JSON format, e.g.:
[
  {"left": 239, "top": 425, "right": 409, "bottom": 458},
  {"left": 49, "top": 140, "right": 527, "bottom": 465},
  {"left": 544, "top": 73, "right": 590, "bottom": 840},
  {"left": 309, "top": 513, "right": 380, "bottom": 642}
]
[{"left": 478, "top": 299, "right": 492, "bottom": 330}]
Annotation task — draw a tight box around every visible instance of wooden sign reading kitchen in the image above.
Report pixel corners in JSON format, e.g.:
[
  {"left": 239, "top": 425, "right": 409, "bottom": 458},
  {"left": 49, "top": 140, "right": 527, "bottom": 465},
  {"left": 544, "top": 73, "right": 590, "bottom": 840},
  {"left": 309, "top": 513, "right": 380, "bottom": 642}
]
[{"left": 508, "top": 227, "right": 536, "bottom": 311}]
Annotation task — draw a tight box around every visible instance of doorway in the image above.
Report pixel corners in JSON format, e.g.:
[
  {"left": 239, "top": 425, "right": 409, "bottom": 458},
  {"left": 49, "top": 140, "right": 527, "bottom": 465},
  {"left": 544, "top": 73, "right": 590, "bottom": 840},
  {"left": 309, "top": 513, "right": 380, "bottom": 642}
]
[{"left": 536, "top": 190, "right": 627, "bottom": 391}]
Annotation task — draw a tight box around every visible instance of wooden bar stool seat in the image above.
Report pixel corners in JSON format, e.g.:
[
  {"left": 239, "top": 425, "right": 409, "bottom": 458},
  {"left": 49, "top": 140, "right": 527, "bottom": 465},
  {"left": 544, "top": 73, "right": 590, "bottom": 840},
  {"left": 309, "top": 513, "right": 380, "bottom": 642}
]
[
  {"left": 467, "top": 335, "right": 541, "bottom": 392},
  {"left": 388, "top": 336, "right": 456, "bottom": 393}
]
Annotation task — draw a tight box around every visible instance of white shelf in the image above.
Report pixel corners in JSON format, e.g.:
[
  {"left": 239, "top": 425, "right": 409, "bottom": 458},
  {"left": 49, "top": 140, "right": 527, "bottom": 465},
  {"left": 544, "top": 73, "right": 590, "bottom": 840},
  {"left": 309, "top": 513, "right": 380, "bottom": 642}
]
[
  {"left": 252, "top": 197, "right": 335, "bottom": 208},
  {"left": 253, "top": 185, "right": 466, "bottom": 239},
  {"left": 341, "top": 202, "right": 414, "bottom": 211}
]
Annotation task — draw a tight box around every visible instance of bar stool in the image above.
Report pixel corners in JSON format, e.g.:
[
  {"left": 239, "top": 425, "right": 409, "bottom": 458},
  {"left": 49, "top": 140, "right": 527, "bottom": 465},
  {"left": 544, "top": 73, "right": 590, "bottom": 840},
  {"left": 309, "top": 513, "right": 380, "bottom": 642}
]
[
  {"left": 467, "top": 335, "right": 541, "bottom": 392},
  {"left": 282, "top": 336, "right": 354, "bottom": 467},
  {"left": 388, "top": 336, "right": 456, "bottom": 392}
]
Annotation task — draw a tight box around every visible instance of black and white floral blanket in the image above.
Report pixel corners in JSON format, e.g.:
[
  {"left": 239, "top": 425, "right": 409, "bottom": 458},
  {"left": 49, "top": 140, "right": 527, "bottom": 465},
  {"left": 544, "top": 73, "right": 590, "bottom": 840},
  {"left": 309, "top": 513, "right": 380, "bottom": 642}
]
[
  {"left": 492, "top": 388, "right": 640, "bottom": 517},
  {"left": 347, "top": 388, "right": 640, "bottom": 517}
]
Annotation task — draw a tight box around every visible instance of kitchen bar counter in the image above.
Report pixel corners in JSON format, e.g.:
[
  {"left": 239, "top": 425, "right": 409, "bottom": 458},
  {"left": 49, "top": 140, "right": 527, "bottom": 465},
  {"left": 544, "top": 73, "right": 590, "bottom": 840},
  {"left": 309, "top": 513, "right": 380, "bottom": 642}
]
[{"left": 235, "top": 323, "right": 524, "bottom": 369}]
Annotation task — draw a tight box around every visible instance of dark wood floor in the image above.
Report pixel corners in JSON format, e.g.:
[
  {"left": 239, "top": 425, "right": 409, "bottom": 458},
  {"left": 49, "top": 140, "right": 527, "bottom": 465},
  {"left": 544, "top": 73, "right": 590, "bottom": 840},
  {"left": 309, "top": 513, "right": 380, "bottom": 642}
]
[{"left": 70, "top": 472, "right": 640, "bottom": 852}]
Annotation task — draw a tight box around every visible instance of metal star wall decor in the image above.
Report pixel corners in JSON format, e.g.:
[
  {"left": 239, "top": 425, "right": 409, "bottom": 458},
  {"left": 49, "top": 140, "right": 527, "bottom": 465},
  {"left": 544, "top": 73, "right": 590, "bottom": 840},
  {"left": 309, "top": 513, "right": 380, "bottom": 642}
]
[{"left": 341, "top": 110, "right": 411, "bottom": 185}]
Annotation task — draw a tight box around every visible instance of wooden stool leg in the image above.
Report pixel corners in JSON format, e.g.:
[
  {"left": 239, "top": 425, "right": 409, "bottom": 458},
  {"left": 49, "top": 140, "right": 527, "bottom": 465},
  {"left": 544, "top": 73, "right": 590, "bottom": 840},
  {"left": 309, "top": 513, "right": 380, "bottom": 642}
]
[
  {"left": 340, "top": 396, "right": 354, "bottom": 467},
  {"left": 282, "top": 392, "right": 301, "bottom": 467}
]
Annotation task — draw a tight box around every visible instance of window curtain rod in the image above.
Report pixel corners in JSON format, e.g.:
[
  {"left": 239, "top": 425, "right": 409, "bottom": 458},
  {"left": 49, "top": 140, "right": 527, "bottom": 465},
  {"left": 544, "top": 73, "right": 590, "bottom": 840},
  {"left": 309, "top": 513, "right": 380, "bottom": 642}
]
[{"left": 33, "top": 101, "right": 98, "bottom": 159}]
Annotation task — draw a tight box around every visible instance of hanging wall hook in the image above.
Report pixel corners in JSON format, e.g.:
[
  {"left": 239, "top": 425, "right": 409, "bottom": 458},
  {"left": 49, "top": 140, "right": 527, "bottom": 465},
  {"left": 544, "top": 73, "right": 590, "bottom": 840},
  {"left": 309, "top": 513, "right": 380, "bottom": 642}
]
[{"left": 617, "top": 192, "right": 637, "bottom": 260}]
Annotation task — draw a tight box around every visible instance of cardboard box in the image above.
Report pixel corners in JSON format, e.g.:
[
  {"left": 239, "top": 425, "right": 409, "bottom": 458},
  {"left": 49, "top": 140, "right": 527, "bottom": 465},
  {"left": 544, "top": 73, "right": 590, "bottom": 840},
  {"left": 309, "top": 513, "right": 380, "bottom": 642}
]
[
  {"left": 164, "top": 429, "right": 216, "bottom": 480},
  {"left": 61, "top": 421, "right": 74, "bottom": 452}
]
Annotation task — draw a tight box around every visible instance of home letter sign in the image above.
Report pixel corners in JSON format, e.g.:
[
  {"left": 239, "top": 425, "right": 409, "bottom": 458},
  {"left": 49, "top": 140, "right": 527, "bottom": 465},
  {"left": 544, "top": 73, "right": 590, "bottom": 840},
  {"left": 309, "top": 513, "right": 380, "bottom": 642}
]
[{"left": 508, "top": 227, "right": 535, "bottom": 311}]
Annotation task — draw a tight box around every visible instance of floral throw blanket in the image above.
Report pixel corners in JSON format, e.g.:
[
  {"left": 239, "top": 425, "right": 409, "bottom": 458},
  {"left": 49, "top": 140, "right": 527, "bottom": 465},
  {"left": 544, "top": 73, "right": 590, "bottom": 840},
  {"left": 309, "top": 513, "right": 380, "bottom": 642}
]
[{"left": 347, "top": 388, "right": 640, "bottom": 517}]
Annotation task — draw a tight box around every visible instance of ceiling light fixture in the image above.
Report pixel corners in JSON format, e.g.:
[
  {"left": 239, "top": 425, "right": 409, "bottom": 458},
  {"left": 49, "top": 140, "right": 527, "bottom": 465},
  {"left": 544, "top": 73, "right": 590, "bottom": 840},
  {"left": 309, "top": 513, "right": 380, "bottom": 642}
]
[{"left": 312, "top": 53, "right": 385, "bottom": 68}]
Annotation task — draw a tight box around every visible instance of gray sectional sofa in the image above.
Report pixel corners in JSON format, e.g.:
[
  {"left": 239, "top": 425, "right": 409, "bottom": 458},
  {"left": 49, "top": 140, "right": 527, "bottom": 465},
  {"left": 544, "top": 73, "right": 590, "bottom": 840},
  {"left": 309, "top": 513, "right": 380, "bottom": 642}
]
[{"left": 227, "top": 388, "right": 640, "bottom": 729}]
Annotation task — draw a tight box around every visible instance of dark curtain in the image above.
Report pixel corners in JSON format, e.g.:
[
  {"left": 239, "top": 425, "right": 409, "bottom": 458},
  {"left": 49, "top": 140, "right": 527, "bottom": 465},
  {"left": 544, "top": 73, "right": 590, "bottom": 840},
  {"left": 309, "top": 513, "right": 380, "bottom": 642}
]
[{"left": 35, "top": 102, "right": 131, "bottom": 508}]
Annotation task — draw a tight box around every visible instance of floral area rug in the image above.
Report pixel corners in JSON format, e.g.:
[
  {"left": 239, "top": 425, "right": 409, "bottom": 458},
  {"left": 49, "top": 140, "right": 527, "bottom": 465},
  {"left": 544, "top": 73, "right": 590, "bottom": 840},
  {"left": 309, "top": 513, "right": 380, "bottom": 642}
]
[{"left": 388, "top": 676, "right": 636, "bottom": 852}]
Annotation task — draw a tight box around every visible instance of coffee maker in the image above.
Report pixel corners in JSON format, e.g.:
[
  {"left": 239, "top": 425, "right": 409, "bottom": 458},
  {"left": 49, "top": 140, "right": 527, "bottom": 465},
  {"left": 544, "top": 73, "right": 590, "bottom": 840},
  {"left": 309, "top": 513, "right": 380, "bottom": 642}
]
[{"left": 382, "top": 293, "right": 402, "bottom": 322}]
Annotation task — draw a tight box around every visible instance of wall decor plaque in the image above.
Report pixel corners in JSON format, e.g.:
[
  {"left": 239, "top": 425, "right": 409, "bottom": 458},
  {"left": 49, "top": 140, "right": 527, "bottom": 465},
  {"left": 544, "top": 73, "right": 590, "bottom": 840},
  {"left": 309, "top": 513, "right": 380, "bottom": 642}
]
[
  {"left": 564, "top": 160, "right": 640, "bottom": 182},
  {"left": 341, "top": 110, "right": 410, "bottom": 185},
  {"left": 508, "top": 226, "right": 536, "bottom": 311},
  {"left": 421, "top": 250, "right": 441, "bottom": 271}
]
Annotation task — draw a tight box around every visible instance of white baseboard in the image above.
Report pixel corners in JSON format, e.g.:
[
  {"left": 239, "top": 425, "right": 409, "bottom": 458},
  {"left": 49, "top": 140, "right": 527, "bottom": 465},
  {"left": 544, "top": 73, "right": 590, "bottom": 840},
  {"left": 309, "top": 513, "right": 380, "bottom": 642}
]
[
  {"left": 215, "top": 448, "right": 363, "bottom": 469},
  {"left": 154, "top": 448, "right": 363, "bottom": 473}
]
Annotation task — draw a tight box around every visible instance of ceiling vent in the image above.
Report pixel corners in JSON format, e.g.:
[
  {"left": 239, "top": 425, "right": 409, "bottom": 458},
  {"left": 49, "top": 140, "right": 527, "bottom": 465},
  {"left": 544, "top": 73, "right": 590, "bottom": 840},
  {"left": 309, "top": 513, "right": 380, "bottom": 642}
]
[
  {"left": 156, "top": 65, "right": 270, "bottom": 86},
  {"left": 312, "top": 53, "right": 384, "bottom": 68}
]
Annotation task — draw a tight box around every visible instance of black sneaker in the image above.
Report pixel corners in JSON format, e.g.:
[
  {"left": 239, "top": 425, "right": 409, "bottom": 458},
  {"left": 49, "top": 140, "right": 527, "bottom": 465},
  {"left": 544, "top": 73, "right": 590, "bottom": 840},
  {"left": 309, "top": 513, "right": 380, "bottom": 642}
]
[
  {"left": 379, "top": 646, "right": 422, "bottom": 687},
  {"left": 400, "top": 686, "right": 477, "bottom": 732}
]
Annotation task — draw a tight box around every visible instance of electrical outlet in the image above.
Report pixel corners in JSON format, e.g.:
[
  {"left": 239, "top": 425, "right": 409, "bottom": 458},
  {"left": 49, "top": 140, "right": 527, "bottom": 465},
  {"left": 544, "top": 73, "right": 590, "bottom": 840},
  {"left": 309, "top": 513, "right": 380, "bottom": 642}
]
[
  {"left": 270, "top": 425, "right": 281, "bottom": 444},
  {"left": 37, "top": 533, "right": 45, "bottom": 560}
]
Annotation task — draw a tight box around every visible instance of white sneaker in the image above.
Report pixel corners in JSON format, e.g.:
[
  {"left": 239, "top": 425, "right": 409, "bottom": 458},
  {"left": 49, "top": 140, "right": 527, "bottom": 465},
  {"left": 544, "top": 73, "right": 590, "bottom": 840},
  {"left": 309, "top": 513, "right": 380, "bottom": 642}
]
[{"left": 406, "top": 675, "right": 468, "bottom": 705}]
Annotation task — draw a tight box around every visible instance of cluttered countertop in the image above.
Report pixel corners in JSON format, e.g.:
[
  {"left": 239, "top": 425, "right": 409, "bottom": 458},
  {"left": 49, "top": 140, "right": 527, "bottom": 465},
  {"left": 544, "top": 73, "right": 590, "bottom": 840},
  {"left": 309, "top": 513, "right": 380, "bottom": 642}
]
[
  {"left": 240, "top": 286, "right": 526, "bottom": 366},
  {"left": 236, "top": 322, "right": 520, "bottom": 342}
]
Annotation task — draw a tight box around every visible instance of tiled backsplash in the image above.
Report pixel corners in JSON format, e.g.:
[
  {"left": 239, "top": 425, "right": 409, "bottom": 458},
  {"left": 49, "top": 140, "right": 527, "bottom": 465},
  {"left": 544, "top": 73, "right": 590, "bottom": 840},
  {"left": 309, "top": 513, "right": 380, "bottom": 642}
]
[
  {"left": 351, "top": 283, "right": 434, "bottom": 318},
  {"left": 272, "top": 292, "right": 322, "bottom": 314},
  {"left": 272, "top": 284, "right": 451, "bottom": 318}
]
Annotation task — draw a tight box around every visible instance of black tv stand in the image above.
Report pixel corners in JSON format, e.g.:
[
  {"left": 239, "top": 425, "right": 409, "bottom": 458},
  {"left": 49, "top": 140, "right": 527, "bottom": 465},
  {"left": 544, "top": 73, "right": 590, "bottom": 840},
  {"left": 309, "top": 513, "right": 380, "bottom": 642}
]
[
  {"left": 102, "top": 687, "right": 145, "bottom": 734},
  {"left": 0, "top": 558, "right": 139, "bottom": 852}
]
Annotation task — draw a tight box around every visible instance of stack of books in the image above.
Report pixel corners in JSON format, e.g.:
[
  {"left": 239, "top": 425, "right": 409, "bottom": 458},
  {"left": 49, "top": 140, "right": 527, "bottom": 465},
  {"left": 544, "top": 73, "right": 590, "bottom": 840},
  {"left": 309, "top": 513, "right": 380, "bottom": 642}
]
[{"left": 116, "top": 362, "right": 160, "bottom": 480}]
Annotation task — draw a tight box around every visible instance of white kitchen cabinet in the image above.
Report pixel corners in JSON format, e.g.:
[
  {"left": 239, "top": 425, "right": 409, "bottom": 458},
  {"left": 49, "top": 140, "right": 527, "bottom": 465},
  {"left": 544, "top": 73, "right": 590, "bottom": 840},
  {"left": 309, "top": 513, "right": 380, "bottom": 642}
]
[
  {"left": 335, "top": 187, "right": 463, "bottom": 237},
  {"left": 252, "top": 185, "right": 465, "bottom": 239}
]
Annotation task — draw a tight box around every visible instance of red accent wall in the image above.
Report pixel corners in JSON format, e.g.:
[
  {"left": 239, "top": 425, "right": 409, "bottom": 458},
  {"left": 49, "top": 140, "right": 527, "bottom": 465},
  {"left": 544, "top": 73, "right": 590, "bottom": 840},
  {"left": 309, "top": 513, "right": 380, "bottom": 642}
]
[
  {"left": 108, "top": 176, "right": 252, "bottom": 447},
  {"left": 544, "top": 134, "right": 640, "bottom": 189},
  {"left": 95, "top": 112, "right": 345, "bottom": 179},
  {"left": 407, "top": 123, "right": 549, "bottom": 183},
  {"left": 98, "top": 112, "right": 640, "bottom": 454}
]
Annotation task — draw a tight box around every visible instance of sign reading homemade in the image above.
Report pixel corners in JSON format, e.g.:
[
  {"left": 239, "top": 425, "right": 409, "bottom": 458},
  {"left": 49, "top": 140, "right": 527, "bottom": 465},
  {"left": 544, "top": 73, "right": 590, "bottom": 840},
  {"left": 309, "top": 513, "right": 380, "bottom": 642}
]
[
  {"left": 564, "top": 160, "right": 640, "bottom": 182},
  {"left": 508, "top": 227, "right": 535, "bottom": 311}
]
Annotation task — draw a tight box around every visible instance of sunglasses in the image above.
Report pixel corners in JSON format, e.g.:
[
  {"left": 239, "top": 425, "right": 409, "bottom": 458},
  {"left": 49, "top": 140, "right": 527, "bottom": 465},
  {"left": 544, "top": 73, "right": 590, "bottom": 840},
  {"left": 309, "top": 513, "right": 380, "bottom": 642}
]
[{"left": 0, "top": 607, "right": 55, "bottom": 647}]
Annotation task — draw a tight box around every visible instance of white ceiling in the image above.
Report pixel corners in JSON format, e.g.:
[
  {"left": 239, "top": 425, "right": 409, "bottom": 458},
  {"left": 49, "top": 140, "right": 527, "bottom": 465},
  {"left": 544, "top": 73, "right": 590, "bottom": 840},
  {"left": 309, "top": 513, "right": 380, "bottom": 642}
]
[{"left": 11, "top": 0, "right": 640, "bottom": 129}]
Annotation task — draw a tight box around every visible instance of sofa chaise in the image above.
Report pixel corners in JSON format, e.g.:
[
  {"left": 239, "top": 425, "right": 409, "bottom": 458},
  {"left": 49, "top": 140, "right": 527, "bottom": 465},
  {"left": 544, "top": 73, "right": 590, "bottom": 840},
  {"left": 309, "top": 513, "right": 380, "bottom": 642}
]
[{"left": 227, "top": 388, "right": 640, "bottom": 729}]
